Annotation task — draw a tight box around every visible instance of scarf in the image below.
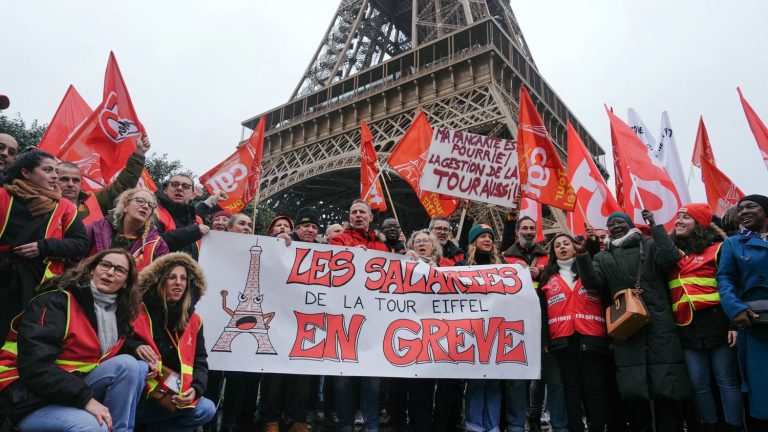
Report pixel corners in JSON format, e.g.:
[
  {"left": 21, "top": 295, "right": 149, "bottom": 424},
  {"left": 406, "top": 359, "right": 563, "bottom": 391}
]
[
  {"left": 610, "top": 228, "right": 643, "bottom": 248},
  {"left": 3, "top": 179, "right": 61, "bottom": 217},
  {"left": 556, "top": 258, "right": 577, "bottom": 290},
  {"left": 89, "top": 281, "right": 119, "bottom": 355}
]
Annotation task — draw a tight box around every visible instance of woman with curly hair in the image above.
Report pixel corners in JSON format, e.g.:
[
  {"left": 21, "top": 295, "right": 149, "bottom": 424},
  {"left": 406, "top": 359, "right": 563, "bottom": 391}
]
[
  {"left": 0, "top": 147, "right": 89, "bottom": 342},
  {"left": 668, "top": 204, "right": 742, "bottom": 431},
  {"left": 133, "top": 252, "right": 216, "bottom": 431},
  {"left": 86, "top": 188, "right": 169, "bottom": 271},
  {"left": 0, "top": 249, "right": 148, "bottom": 431}
]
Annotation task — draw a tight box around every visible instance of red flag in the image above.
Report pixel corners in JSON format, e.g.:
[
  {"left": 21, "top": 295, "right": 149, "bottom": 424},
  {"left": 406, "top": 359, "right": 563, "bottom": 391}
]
[
  {"left": 700, "top": 158, "right": 744, "bottom": 217},
  {"left": 360, "top": 121, "right": 387, "bottom": 212},
  {"left": 737, "top": 87, "right": 768, "bottom": 170},
  {"left": 38, "top": 85, "right": 92, "bottom": 155},
  {"left": 517, "top": 87, "right": 576, "bottom": 211},
  {"left": 607, "top": 107, "right": 682, "bottom": 228},
  {"left": 519, "top": 197, "right": 545, "bottom": 242},
  {"left": 387, "top": 112, "right": 458, "bottom": 218},
  {"left": 58, "top": 52, "right": 146, "bottom": 185},
  {"left": 691, "top": 116, "right": 716, "bottom": 169},
  {"left": 567, "top": 121, "right": 622, "bottom": 234},
  {"left": 200, "top": 117, "right": 265, "bottom": 213}
]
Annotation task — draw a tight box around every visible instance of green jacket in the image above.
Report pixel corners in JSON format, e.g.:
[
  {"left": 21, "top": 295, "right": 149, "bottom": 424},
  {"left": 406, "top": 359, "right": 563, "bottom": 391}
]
[
  {"left": 577, "top": 225, "right": 692, "bottom": 400},
  {"left": 76, "top": 153, "right": 145, "bottom": 221}
]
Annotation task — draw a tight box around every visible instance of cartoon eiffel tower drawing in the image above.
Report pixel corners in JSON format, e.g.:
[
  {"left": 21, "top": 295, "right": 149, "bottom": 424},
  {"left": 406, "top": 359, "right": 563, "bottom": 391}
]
[{"left": 212, "top": 244, "right": 277, "bottom": 354}]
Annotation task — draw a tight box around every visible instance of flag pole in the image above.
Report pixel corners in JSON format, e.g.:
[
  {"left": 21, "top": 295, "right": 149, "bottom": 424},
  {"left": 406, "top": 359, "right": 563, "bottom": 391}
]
[
  {"left": 251, "top": 189, "right": 260, "bottom": 233},
  {"left": 629, "top": 174, "right": 647, "bottom": 210},
  {"left": 377, "top": 162, "right": 400, "bottom": 223},
  {"left": 455, "top": 201, "right": 468, "bottom": 243}
]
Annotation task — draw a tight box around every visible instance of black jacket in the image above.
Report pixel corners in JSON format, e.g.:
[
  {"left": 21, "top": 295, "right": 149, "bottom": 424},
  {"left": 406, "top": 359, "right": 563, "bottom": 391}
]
[
  {"left": 442, "top": 240, "right": 465, "bottom": 260},
  {"left": 2, "top": 283, "right": 134, "bottom": 422},
  {"left": 502, "top": 242, "right": 548, "bottom": 266},
  {"left": 155, "top": 190, "right": 203, "bottom": 260}
]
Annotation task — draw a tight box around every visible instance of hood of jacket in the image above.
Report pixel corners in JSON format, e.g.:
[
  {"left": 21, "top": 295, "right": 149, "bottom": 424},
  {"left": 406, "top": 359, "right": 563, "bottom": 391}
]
[
  {"left": 139, "top": 252, "right": 207, "bottom": 306},
  {"left": 502, "top": 242, "right": 547, "bottom": 259}
]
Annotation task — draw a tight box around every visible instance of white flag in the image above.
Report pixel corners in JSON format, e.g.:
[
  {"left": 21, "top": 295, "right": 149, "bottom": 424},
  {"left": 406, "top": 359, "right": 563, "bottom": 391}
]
[
  {"left": 657, "top": 111, "right": 692, "bottom": 204},
  {"left": 628, "top": 108, "right": 659, "bottom": 153}
]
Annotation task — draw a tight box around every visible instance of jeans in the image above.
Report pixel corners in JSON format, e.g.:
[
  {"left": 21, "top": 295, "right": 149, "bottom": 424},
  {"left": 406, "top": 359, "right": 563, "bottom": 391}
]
[
  {"left": 504, "top": 380, "right": 528, "bottom": 432},
  {"left": 18, "top": 355, "right": 148, "bottom": 432},
  {"left": 137, "top": 396, "right": 217, "bottom": 432},
  {"left": 465, "top": 379, "right": 501, "bottom": 432},
  {"left": 683, "top": 344, "right": 743, "bottom": 426},
  {"left": 335, "top": 376, "right": 380, "bottom": 431}
]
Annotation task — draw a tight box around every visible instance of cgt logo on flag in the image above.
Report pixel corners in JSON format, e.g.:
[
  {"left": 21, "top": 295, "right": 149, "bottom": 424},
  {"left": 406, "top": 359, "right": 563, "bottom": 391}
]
[{"left": 98, "top": 92, "right": 140, "bottom": 143}]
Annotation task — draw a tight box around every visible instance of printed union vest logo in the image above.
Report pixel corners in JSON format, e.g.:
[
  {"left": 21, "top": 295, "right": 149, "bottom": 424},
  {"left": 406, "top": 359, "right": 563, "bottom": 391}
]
[
  {"left": 520, "top": 124, "right": 552, "bottom": 140},
  {"left": 99, "top": 92, "right": 140, "bottom": 143}
]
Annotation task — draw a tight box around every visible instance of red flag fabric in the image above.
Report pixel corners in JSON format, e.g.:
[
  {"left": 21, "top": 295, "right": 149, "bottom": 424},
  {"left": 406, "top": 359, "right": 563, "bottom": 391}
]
[
  {"left": 58, "top": 52, "right": 145, "bottom": 185},
  {"left": 691, "top": 116, "right": 716, "bottom": 169},
  {"left": 737, "top": 87, "right": 768, "bottom": 170},
  {"left": 38, "top": 85, "right": 92, "bottom": 155},
  {"left": 567, "top": 121, "right": 622, "bottom": 234},
  {"left": 360, "top": 121, "right": 387, "bottom": 212},
  {"left": 200, "top": 117, "right": 265, "bottom": 213},
  {"left": 387, "top": 112, "right": 458, "bottom": 218},
  {"left": 519, "top": 197, "right": 545, "bottom": 242},
  {"left": 700, "top": 158, "right": 744, "bottom": 217},
  {"left": 607, "top": 108, "right": 682, "bottom": 229},
  {"left": 517, "top": 87, "right": 576, "bottom": 211}
]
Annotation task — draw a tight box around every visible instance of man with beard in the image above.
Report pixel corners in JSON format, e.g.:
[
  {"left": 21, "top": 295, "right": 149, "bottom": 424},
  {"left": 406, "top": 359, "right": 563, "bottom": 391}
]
[
  {"left": 155, "top": 174, "right": 210, "bottom": 260},
  {"left": 429, "top": 216, "right": 464, "bottom": 266},
  {"left": 502, "top": 216, "right": 567, "bottom": 432},
  {"left": 57, "top": 135, "right": 151, "bottom": 224},
  {"left": 0, "top": 133, "right": 19, "bottom": 184},
  {"left": 381, "top": 218, "right": 406, "bottom": 254}
]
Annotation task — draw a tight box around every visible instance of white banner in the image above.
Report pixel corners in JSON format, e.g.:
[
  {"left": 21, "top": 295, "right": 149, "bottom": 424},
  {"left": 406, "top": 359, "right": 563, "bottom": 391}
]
[
  {"left": 658, "top": 111, "right": 692, "bottom": 204},
  {"left": 419, "top": 127, "right": 520, "bottom": 207},
  {"left": 198, "top": 232, "right": 541, "bottom": 379}
]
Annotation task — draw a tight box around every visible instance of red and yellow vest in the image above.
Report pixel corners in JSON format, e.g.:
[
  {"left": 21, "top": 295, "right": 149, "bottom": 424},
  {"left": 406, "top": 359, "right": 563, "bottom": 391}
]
[
  {"left": 155, "top": 205, "right": 202, "bottom": 252},
  {"left": 79, "top": 193, "right": 104, "bottom": 226},
  {"left": 668, "top": 243, "right": 722, "bottom": 326},
  {"left": 504, "top": 254, "right": 549, "bottom": 288},
  {"left": 0, "top": 291, "right": 125, "bottom": 391},
  {"left": 133, "top": 305, "right": 202, "bottom": 409},
  {"left": 541, "top": 273, "right": 606, "bottom": 340},
  {"left": 0, "top": 189, "right": 78, "bottom": 281}
]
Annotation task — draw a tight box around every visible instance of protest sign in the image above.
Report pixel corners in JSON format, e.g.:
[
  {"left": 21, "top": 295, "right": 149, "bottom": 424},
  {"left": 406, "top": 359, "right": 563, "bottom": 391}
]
[
  {"left": 198, "top": 231, "right": 541, "bottom": 379},
  {"left": 419, "top": 127, "right": 520, "bottom": 207}
]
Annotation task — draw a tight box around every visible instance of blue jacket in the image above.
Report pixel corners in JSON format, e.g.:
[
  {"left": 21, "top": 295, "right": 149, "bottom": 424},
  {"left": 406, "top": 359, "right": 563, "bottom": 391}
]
[{"left": 716, "top": 233, "right": 768, "bottom": 319}]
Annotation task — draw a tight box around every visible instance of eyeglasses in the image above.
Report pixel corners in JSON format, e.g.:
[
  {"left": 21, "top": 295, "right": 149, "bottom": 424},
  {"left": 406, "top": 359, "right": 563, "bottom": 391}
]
[
  {"left": 168, "top": 181, "right": 193, "bottom": 191},
  {"left": 431, "top": 227, "right": 451, "bottom": 233},
  {"left": 413, "top": 239, "right": 432, "bottom": 245},
  {"left": 97, "top": 260, "right": 129, "bottom": 278},
  {"left": 0, "top": 143, "right": 18, "bottom": 157},
  {"left": 130, "top": 197, "right": 157, "bottom": 209}
]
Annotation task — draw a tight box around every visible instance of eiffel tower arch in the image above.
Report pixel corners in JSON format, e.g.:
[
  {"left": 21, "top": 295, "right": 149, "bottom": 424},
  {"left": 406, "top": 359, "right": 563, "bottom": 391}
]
[{"left": 242, "top": 0, "right": 608, "bottom": 238}]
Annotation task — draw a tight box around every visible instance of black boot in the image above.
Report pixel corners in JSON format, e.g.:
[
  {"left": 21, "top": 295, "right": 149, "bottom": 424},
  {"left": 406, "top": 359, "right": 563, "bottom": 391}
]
[{"left": 527, "top": 413, "right": 542, "bottom": 432}]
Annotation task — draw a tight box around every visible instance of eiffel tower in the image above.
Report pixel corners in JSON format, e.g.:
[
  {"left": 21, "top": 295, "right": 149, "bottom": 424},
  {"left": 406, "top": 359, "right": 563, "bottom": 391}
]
[{"left": 242, "top": 0, "right": 608, "bottom": 237}]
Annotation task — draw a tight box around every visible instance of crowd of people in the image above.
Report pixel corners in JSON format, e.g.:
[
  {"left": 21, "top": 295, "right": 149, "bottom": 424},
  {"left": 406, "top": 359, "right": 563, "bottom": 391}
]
[{"left": 0, "top": 128, "right": 766, "bottom": 432}]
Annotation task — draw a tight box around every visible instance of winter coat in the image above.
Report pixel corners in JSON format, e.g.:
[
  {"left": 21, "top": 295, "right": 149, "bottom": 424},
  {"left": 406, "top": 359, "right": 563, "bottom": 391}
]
[
  {"left": 86, "top": 218, "right": 169, "bottom": 266},
  {"left": 716, "top": 231, "right": 768, "bottom": 420},
  {"left": 1, "top": 281, "right": 134, "bottom": 423},
  {"left": 439, "top": 240, "right": 465, "bottom": 266},
  {"left": 132, "top": 252, "right": 209, "bottom": 397},
  {"left": 577, "top": 225, "right": 692, "bottom": 400},
  {"left": 154, "top": 190, "right": 203, "bottom": 260},
  {"left": 330, "top": 227, "right": 388, "bottom": 251}
]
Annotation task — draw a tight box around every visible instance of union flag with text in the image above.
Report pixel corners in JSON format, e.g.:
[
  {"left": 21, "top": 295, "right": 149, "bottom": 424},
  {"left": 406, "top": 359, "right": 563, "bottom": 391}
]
[
  {"left": 360, "top": 121, "right": 387, "bottom": 212},
  {"left": 58, "top": 52, "right": 146, "bottom": 186},
  {"left": 387, "top": 111, "right": 458, "bottom": 217},
  {"left": 200, "top": 116, "right": 265, "bottom": 212},
  {"left": 567, "top": 121, "right": 621, "bottom": 234},
  {"left": 517, "top": 87, "right": 576, "bottom": 211}
]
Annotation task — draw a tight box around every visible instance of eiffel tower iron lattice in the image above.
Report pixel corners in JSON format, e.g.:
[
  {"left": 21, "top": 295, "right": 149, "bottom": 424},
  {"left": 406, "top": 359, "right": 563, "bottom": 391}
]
[{"left": 242, "top": 0, "right": 608, "bottom": 238}]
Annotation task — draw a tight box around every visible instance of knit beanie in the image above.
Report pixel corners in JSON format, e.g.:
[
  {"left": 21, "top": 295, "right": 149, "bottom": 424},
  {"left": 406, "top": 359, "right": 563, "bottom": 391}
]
[
  {"left": 739, "top": 194, "right": 768, "bottom": 215},
  {"left": 468, "top": 224, "right": 494, "bottom": 244},
  {"left": 678, "top": 203, "right": 713, "bottom": 228},
  {"left": 295, "top": 207, "right": 321, "bottom": 227},
  {"left": 607, "top": 212, "right": 634, "bottom": 228}
]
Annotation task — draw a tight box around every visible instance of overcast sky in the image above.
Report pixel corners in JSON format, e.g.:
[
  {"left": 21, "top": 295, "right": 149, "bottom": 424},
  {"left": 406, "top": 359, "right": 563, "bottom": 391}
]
[{"left": 3, "top": 0, "right": 767, "bottom": 203}]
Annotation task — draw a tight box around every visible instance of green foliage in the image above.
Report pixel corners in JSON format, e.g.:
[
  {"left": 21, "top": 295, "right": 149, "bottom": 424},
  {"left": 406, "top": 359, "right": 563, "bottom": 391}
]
[
  {"left": 0, "top": 113, "right": 47, "bottom": 150},
  {"left": 242, "top": 200, "right": 276, "bottom": 235},
  {"left": 144, "top": 152, "right": 195, "bottom": 186}
]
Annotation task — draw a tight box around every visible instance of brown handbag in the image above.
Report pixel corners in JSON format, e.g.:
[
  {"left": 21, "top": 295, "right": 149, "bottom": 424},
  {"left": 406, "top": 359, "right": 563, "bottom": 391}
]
[
  {"left": 605, "top": 240, "right": 650, "bottom": 340},
  {"left": 147, "top": 366, "right": 182, "bottom": 412}
]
